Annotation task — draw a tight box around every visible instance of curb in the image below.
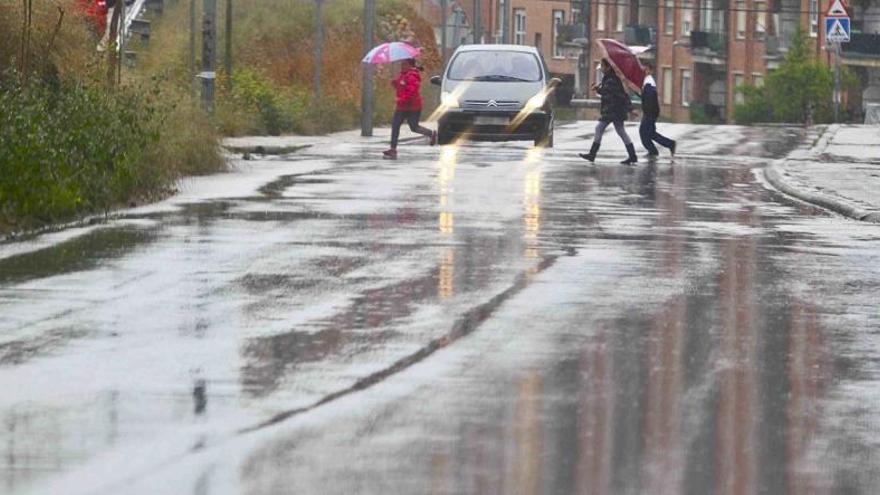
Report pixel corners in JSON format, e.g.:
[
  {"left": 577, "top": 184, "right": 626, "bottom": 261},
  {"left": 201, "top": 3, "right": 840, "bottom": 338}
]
[{"left": 764, "top": 162, "right": 880, "bottom": 224}]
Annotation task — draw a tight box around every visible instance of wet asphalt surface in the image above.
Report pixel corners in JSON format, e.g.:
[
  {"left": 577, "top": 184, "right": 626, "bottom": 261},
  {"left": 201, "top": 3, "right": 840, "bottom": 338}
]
[{"left": 2, "top": 123, "right": 880, "bottom": 495}]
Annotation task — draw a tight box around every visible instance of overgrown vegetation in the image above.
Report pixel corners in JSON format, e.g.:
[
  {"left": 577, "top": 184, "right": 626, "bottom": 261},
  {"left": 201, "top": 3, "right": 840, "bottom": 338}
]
[
  {"left": 204, "top": 0, "right": 441, "bottom": 136},
  {"left": 0, "top": 0, "right": 223, "bottom": 234},
  {"left": 0, "top": 0, "right": 441, "bottom": 234},
  {"left": 734, "top": 29, "right": 859, "bottom": 125}
]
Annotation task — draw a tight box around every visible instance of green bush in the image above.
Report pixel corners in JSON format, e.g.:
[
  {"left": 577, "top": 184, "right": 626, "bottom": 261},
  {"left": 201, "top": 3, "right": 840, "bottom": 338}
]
[
  {"left": 735, "top": 29, "right": 839, "bottom": 125},
  {"left": 0, "top": 75, "right": 161, "bottom": 230},
  {"left": 733, "top": 85, "right": 770, "bottom": 124}
]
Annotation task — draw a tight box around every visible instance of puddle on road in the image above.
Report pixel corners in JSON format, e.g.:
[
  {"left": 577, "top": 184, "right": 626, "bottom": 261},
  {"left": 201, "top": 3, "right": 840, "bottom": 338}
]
[{"left": 0, "top": 227, "right": 158, "bottom": 286}]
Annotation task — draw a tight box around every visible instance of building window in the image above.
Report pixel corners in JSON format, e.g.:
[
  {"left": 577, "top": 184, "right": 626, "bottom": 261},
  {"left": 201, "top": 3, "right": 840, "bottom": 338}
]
[
  {"left": 535, "top": 32, "right": 542, "bottom": 51},
  {"left": 664, "top": 0, "right": 674, "bottom": 35},
  {"left": 734, "top": 73, "right": 745, "bottom": 104},
  {"left": 681, "top": 1, "right": 693, "bottom": 36},
  {"left": 514, "top": 9, "right": 526, "bottom": 45},
  {"left": 681, "top": 69, "right": 691, "bottom": 106},
  {"left": 755, "top": 1, "right": 766, "bottom": 38},
  {"left": 616, "top": 2, "right": 627, "bottom": 32},
  {"left": 553, "top": 10, "right": 564, "bottom": 58},
  {"left": 809, "top": 0, "right": 818, "bottom": 37},
  {"left": 663, "top": 67, "right": 673, "bottom": 104},
  {"left": 753, "top": 73, "right": 764, "bottom": 87},
  {"left": 736, "top": 0, "right": 746, "bottom": 39},
  {"left": 597, "top": 3, "right": 606, "bottom": 31},
  {"left": 700, "top": 0, "right": 714, "bottom": 32}
]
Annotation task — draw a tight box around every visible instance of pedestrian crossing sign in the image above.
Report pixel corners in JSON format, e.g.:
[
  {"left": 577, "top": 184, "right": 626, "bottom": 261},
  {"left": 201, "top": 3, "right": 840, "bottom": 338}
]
[
  {"left": 825, "top": 0, "right": 849, "bottom": 17},
  {"left": 826, "top": 17, "right": 851, "bottom": 42}
]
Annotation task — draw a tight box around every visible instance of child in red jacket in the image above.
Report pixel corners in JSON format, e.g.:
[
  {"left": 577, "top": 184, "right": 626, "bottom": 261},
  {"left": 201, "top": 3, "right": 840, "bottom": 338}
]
[{"left": 383, "top": 59, "right": 437, "bottom": 159}]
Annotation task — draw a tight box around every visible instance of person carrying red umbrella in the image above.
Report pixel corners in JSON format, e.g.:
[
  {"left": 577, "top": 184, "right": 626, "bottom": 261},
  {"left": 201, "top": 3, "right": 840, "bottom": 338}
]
[
  {"left": 383, "top": 58, "right": 437, "bottom": 160},
  {"left": 579, "top": 58, "right": 638, "bottom": 165}
]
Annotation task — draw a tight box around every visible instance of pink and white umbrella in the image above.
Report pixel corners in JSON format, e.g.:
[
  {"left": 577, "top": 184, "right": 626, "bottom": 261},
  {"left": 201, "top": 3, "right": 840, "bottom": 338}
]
[{"left": 362, "top": 42, "right": 421, "bottom": 64}]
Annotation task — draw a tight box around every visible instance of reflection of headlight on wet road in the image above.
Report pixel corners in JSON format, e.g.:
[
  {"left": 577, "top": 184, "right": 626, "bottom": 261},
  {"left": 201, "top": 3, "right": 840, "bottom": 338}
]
[
  {"left": 523, "top": 91, "right": 547, "bottom": 112},
  {"left": 440, "top": 92, "right": 459, "bottom": 108},
  {"left": 508, "top": 88, "right": 552, "bottom": 131}
]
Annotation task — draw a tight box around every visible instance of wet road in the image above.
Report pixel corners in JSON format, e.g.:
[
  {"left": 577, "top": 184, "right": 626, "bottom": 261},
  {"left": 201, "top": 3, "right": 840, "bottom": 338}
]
[{"left": 2, "top": 123, "right": 880, "bottom": 495}]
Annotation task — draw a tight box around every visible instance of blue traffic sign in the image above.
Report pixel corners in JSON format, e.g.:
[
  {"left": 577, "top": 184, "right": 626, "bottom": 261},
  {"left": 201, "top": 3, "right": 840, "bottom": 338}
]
[{"left": 826, "top": 17, "right": 851, "bottom": 42}]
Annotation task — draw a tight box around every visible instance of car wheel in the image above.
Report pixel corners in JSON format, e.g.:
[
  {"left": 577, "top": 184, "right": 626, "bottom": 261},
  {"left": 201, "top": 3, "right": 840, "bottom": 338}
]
[
  {"left": 438, "top": 126, "right": 454, "bottom": 145},
  {"left": 535, "top": 128, "right": 554, "bottom": 148}
]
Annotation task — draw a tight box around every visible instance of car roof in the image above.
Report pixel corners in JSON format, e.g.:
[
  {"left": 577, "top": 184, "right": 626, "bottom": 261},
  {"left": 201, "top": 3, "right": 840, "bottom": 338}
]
[{"left": 453, "top": 44, "right": 541, "bottom": 55}]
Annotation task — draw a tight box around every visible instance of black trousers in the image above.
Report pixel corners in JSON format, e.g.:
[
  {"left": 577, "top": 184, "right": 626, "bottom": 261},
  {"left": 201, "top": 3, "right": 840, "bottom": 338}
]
[
  {"left": 639, "top": 118, "right": 675, "bottom": 155},
  {"left": 391, "top": 110, "right": 432, "bottom": 148}
]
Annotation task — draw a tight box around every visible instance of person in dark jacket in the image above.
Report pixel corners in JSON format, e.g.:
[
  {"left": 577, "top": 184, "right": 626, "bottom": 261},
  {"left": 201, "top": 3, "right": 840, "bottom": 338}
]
[
  {"left": 383, "top": 58, "right": 437, "bottom": 160},
  {"left": 639, "top": 62, "right": 676, "bottom": 158},
  {"left": 579, "top": 59, "right": 638, "bottom": 165}
]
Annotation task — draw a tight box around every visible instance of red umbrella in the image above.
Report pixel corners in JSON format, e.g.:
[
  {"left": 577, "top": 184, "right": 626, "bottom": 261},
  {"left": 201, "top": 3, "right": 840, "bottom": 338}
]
[{"left": 596, "top": 38, "right": 646, "bottom": 93}]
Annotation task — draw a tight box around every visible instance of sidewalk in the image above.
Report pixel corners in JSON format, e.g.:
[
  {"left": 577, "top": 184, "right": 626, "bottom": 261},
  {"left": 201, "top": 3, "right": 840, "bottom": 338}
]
[{"left": 765, "top": 124, "right": 880, "bottom": 223}]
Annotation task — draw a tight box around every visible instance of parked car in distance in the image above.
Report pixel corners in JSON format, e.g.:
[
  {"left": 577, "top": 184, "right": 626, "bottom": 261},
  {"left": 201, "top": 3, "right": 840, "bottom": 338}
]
[{"left": 430, "top": 45, "right": 560, "bottom": 147}]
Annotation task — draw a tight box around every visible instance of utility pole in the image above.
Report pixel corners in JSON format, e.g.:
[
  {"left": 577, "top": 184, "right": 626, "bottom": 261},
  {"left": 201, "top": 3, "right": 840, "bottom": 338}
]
[
  {"left": 201, "top": 0, "right": 217, "bottom": 113},
  {"left": 314, "top": 0, "right": 323, "bottom": 98},
  {"left": 106, "top": 2, "right": 122, "bottom": 87},
  {"left": 473, "top": 0, "right": 481, "bottom": 43},
  {"left": 225, "top": 0, "right": 232, "bottom": 88},
  {"left": 361, "top": 0, "right": 375, "bottom": 136},
  {"left": 190, "top": 0, "right": 196, "bottom": 89},
  {"left": 500, "top": 0, "right": 508, "bottom": 44},
  {"left": 578, "top": 0, "right": 591, "bottom": 97},
  {"left": 441, "top": 0, "right": 448, "bottom": 64}
]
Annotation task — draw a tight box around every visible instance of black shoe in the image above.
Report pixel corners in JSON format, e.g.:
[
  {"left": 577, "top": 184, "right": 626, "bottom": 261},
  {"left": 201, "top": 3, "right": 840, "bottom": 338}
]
[
  {"left": 621, "top": 143, "right": 638, "bottom": 165},
  {"left": 644, "top": 152, "right": 659, "bottom": 159},
  {"left": 580, "top": 142, "right": 600, "bottom": 162},
  {"left": 670, "top": 140, "right": 677, "bottom": 157}
]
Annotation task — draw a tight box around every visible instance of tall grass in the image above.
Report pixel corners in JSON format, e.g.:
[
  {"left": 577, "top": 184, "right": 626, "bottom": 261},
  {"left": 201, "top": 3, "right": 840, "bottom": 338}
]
[
  {"left": 0, "top": 0, "right": 224, "bottom": 235},
  {"left": 141, "top": 0, "right": 442, "bottom": 136}
]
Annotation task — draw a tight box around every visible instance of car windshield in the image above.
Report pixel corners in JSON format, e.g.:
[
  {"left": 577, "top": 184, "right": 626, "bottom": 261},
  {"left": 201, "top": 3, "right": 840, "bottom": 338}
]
[{"left": 447, "top": 51, "right": 542, "bottom": 82}]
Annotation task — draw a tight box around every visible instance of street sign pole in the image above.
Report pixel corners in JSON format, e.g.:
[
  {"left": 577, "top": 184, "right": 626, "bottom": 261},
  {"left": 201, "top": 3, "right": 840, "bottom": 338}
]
[
  {"left": 834, "top": 42, "right": 841, "bottom": 122},
  {"left": 825, "top": 0, "right": 850, "bottom": 123},
  {"left": 361, "top": 0, "right": 375, "bottom": 137}
]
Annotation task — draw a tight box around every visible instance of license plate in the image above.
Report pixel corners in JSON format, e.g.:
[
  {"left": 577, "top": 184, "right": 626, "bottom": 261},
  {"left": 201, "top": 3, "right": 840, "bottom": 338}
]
[{"left": 474, "top": 116, "right": 509, "bottom": 126}]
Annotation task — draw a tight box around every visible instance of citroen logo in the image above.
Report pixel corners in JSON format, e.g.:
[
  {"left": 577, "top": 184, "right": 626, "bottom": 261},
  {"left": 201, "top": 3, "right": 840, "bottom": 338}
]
[{"left": 487, "top": 100, "right": 498, "bottom": 107}]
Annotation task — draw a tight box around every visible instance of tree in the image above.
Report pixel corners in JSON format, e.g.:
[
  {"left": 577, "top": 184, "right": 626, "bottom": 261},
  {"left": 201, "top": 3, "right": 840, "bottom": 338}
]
[{"left": 735, "top": 29, "right": 833, "bottom": 125}]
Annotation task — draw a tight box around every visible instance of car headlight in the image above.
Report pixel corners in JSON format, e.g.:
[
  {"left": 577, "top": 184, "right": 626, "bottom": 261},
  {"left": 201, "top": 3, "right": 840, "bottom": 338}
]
[
  {"left": 441, "top": 92, "right": 459, "bottom": 108},
  {"left": 524, "top": 92, "right": 547, "bottom": 111}
]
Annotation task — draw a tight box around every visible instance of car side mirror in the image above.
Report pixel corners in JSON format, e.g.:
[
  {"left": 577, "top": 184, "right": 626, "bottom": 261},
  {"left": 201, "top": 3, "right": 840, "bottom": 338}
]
[
  {"left": 548, "top": 77, "right": 562, "bottom": 88},
  {"left": 430, "top": 75, "right": 441, "bottom": 86}
]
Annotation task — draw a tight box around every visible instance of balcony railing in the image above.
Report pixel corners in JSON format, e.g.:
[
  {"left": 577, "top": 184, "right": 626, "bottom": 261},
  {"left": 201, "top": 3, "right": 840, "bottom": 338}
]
[
  {"left": 690, "top": 31, "right": 726, "bottom": 55},
  {"left": 556, "top": 24, "right": 587, "bottom": 45},
  {"left": 624, "top": 25, "right": 654, "bottom": 46},
  {"left": 841, "top": 33, "right": 880, "bottom": 56}
]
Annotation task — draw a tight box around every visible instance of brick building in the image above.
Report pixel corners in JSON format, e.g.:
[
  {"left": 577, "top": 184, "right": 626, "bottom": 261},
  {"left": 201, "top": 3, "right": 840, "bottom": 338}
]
[{"left": 418, "top": 0, "right": 880, "bottom": 122}]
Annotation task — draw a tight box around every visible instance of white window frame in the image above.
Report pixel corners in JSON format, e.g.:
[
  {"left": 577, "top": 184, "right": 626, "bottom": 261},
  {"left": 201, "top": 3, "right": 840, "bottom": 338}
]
[
  {"left": 809, "top": 0, "right": 818, "bottom": 37},
  {"left": 734, "top": 72, "right": 745, "bottom": 104},
  {"left": 664, "top": 0, "right": 674, "bottom": 35},
  {"left": 682, "top": 4, "right": 693, "bottom": 36},
  {"left": 597, "top": 3, "right": 607, "bottom": 31},
  {"left": 662, "top": 67, "right": 673, "bottom": 105},
  {"left": 754, "top": 1, "right": 766, "bottom": 38},
  {"left": 736, "top": 0, "right": 746, "bottom": 39},
  {"left": 752, "top": 72, "right": 764, "bottom": 88},
  {"left": 700, "top": 0, "right": 714, "bottom": 32},
  {"left": 616, "top": 2, "right": 627, "bottom": 32},
  {"left": 514, "top": 9, "right": 527, "bottom": 45},
  {"left": 553, "top": 10, "right": 565, "bottom": 58},
  {"left": 681, "top": 69, "right": 691, "bottom": 107}
]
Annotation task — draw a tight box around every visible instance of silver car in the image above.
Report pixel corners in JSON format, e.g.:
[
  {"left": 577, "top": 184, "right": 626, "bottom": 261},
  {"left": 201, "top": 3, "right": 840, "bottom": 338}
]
[{"left": 430, "top": 45, "right": 560, "bottom": 147}]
